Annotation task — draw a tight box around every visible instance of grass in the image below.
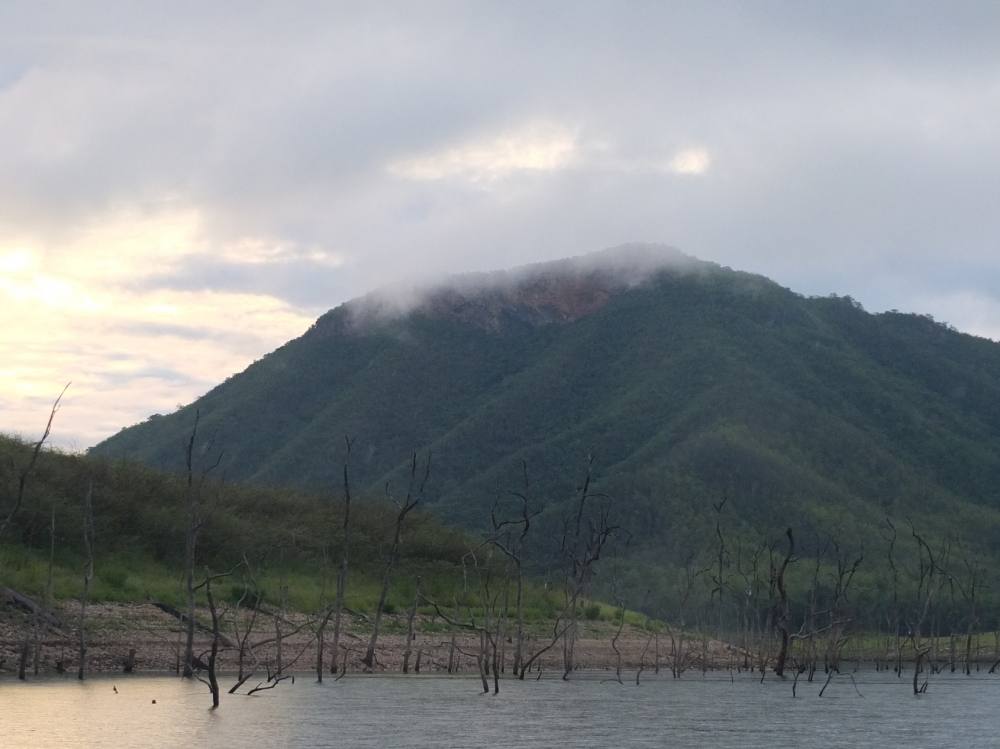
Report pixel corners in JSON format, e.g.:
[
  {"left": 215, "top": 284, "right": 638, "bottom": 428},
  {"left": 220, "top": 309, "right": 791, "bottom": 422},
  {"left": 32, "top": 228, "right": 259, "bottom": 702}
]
[{"left": 1, "top": 544, "right": 649, "bottom": 629}]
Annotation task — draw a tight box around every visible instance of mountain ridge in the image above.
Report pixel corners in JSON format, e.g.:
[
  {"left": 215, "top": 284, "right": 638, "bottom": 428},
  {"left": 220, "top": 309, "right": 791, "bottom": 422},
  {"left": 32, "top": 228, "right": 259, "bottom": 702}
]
[{"left": 91, "top": 245, "right": 1000, "bottom": 601}]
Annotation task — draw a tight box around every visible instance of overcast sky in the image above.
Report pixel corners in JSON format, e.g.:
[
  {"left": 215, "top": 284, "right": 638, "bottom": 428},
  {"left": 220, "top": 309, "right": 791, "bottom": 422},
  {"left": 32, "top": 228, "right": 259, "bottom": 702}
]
[{"left": 3, "top": 1, "right": 1000, "bottom": 449}]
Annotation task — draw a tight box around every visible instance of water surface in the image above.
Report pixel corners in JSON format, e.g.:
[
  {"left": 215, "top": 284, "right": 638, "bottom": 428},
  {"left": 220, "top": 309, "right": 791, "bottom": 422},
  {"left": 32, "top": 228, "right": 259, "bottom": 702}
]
[{"left": 3, "top": 671, "right": 998, "bottom": 748}]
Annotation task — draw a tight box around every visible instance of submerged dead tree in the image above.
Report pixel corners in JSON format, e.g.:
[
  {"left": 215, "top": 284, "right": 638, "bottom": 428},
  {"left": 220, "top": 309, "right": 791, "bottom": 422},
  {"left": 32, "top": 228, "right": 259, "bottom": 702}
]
[
  {"left": 943, "top": 549, "right": 984, "bottom": 676},
  {"left": 362, "top": 451, "right": 430, "bottom": 670},
  {"left": 884, "top": 518, "right": 903, "bottom": 677},
  {"left": 561, "top": 455, "right": 617, "bottom": 680},
  {"left": 181, "top": 410, "right": 224, "bottom": 678},
  {"left": 908, "top": 522, "right": 939, "bottom": 694},
  {"left": 77, "top": 480, "right": 94, "bottom": 681},
  {"left": 193, "top": 565, "right": 240, "bottom": 709},
  {"left": 710, "top": 497, "right": 729, "bottom": 644},
  {"left": 329, "top": 437, "right": 354, "bottom": 677},
  {"left": 402, "top": 577, "right": 421, "bottom": 674},
  {"left": 228, "top": 556, "right": 262, "bottom": 694},
  {"left": 6, "top": 380, "right": 69, "bottom": 679},
  {"left": 424, "top": 549, "right": 506, "bottom": 694},
  {"left": 771, "top": 528, "right": 795, "bottom": 678},
  {"left": 318, "top": 438, "right": 357, "bottom": 681},
  {"left": 667, "top": 553, "right": 708, "bottom": 678},
  {"left": 488, "top": 461, "right": 538, "bottom": 676},
  {"left": 31, "top": 504, "right": 57, "bottom": 677}
]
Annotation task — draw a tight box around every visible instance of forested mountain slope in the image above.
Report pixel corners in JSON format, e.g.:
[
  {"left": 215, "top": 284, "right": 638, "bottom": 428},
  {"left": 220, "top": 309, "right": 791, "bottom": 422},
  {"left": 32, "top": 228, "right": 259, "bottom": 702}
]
[{"left": 92, "top": 245, "right": 1000, "bottom": 604}]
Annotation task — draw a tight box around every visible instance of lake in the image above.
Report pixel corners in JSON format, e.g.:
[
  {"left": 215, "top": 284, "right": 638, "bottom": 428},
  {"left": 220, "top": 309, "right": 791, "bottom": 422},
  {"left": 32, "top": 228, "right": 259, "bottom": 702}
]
[{"left": 2, "top": 670, "right": 998, "bottom": 748}]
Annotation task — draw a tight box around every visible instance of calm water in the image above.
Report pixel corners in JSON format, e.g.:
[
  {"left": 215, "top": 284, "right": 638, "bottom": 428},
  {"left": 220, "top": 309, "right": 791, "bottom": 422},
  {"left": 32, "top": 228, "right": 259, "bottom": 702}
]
[{"left": 2, "top": 671, "right": 998, "bottom": 748}]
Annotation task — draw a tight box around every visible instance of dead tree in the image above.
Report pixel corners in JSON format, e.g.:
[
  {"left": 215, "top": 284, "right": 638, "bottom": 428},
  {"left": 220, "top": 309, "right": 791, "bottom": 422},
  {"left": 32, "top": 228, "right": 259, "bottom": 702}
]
[
  {"left": 883, "top": 518, "right": 903, "bottom": 677},
  {"left": 34, "top": 504, "right": 56, "bottom": 675},
  {"left": 488, "top": 461, "right": 538, "bottom": 676},
  {"left": 824, "top": 543, "right": 864, "bottom": 671},
  {"left": 0, "top": 383, "right": 68, "bottom": 544},
  {"left": 229, "top": 556, "right": 262, "bottom": 694},
  {"left": 711, "top": 497, "right": 729, "bottom": 644},
  {"left": 422, "top": 585, "right": 499, "bottom": 694},
  {"left": 907, "top": 522, "right": 938, "bottom": 694},
  {"left": 668, "top": 553, "right": 708, "bottom": 678},
  {"left": 5, "top": 381, "right": 68, "bottom": 678},
  {"left": 181, "top": 410, "right": 223, "bottom": 678},
  {"left": 315, "top": 547, "right": 333, "bottom": 682},
  {"left": 193, "top": 565, "right": 240, "bottom": 709},
  {"left": 518, "top": 616, "right": 574, "bottom": 680},
  {"left": 402, "top": 577, "right": 421, "bottom": 673},
  {"left": 771, "top": 528, "right": 795, "bottom": 678},
  {"left": 735, "top": 539, "right": 767, "bottom": 672},
  {"left": 801, "top": 541, "right": 827, "bottom": 681},
  {"left": 605, "top": 568, "right": 627, "bottom": 686},
  {"left": 77, "top": 481, "right": 94, "bottom": 681},
  {"left": 329, "top": 437, "right": 354, "bottom": 676},
  {"left": 362, "top": 451, "right": 430, "bottom": 670},
  {"left": 635, "top": 615, "right": 657, "bottom": 685},
  {"left": 561, "top": 455, "right": 617, "bottom": 680},
  {"left": 943, "top": 550, "right": 983, "bottom": 676},
  {"left": 787, "top": 540, "right": 862, "bottom": 690}
]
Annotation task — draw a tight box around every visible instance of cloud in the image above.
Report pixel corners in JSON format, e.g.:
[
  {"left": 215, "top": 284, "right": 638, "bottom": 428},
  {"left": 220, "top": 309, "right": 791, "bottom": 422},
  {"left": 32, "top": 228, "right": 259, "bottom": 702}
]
[
  {"left": 2, "top": 2, "right": 1000, "bottom": 447},
  {"left": 388, "top": 122, "right": 578, "bottom": 183},
  {"left": 0, "top": 207, "right": 314, "bottom": 448},
  {"left": 667, "top": 148, "right": 711, "bottom": 176}
]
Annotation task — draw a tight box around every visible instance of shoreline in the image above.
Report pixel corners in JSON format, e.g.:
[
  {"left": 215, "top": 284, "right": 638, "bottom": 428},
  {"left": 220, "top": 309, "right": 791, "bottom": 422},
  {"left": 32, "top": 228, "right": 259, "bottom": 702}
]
[
  {"left": 1, "top": 599, "right": 695, "bottom": 678},
  {"left": 4, "top": 598, "right": 991, "bottom": 680}
]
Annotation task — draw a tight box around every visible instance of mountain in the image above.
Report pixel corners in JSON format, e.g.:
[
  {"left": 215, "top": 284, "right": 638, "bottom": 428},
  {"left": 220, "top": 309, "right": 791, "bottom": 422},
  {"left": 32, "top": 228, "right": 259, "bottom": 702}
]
[{"left": 91, "top": 245, "right": 1000, "bottom": 607}]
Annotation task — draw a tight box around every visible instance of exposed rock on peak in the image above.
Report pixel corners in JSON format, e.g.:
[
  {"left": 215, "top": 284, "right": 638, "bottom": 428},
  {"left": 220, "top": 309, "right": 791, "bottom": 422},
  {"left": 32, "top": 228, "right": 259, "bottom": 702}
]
[{"left": 330, "top": 243, "right": 706, "bottom": 334}]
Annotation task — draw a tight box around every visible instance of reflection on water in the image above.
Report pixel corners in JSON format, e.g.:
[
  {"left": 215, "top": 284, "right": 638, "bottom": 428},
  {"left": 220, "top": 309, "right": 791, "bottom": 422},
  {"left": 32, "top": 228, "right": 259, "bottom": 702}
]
[{"left": 2, "top": 671, "right": 999, "bottom": 748}]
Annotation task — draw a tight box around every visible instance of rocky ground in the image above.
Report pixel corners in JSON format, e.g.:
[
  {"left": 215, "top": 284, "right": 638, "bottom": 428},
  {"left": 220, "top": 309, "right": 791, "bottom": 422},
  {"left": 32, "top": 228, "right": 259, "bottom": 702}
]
[{"left": 1, "top": 594, "right": 733, "bottom": 679}]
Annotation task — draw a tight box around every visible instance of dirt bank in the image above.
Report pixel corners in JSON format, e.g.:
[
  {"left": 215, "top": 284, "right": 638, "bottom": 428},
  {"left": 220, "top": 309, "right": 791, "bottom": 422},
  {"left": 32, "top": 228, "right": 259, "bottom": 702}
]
[{"left": 1, "top": 597, "right": 731, "bottom": 679}]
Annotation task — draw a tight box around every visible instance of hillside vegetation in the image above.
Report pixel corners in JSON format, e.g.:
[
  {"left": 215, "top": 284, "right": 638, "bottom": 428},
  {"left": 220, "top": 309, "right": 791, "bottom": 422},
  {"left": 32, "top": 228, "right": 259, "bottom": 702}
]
[
  {"left": 0, "top": 434, "right": 536, "bottom": 616},
  {"left": 89, "top": 245, "right": 1000, "bottom": 625}
]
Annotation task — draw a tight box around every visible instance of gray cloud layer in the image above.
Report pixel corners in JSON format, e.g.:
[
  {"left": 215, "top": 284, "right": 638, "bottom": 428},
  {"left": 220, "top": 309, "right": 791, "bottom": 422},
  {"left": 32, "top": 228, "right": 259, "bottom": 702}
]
[{"left": 3, "top": 2, "right": 1000, "bottom": 444}]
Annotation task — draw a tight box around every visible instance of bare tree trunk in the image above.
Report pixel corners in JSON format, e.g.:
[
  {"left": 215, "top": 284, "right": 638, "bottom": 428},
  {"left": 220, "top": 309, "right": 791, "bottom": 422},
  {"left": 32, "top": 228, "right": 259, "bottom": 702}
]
[
  {"left": 182, "top": 526, "right": 196, "bottom": 678},
  {"left": 229, "top": 569, "right": 261, "bottom": 694},
  {"left": 5, "top": 389, "right": 66, "bottom": 679},
  {"left": 273, "top": 578, "right": 288, "bottom": 678},
  {"left": 78, "top": 481, "right": 94, "bottom": 681},
  {"left": 772, "top": 528, "right": 794, "bottom": 679},
  {"left": 362, "top": 452, "right": 428, "bottom": 670},
  {"left": 123, "top": 649, "right": 137, "bottom": 673},
  {"left": 654, "top": 631, "right": 660, "bottom": 675},
  {"left": 182, "top": 413, "right": 200, "bottom": 679},
  {"left": 330, "top": 438, "right": 353, "bottom": 675},
  {"left": 512, "top": 566, "right": 524, "bottom": 675},
  {"left": 34, "top": 504, "right": 56, "bottom": 676},
  {"left": 205, "top": 582, "right": 221, "bottom": 708},
  {"left": 363, "top": 551, "right": 394, "bottom": 670},
  {"left": 315, "top": 608, "right": 329, "bottom": 682},
  {"left": 0, "top": 384, "right": 67, "bottom": 545},
  {"left": 402, "top": 578, "right": 421, "bottom": 673},
  {"left": 18, "top": 640, "right": 29, "bottom": 681},
  {"left": 194, "top": 567, "right": 237, "bottom": 708},
  {"left": 477, "top": 646, "right": 490, "bottom": 694},
  {"left": 712, "top": 498, "right": 728, "bottom": 645},
  {"left": 610, "top": 599, "right": 625, "bottom": 684}
]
